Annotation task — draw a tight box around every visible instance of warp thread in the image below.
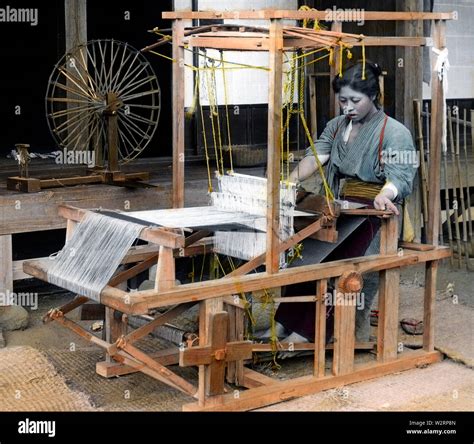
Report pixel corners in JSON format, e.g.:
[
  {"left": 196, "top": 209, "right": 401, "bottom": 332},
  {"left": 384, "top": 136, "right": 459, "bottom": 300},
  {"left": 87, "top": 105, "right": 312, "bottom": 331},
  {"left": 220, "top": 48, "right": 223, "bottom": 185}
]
[
  {"left": 211, "top": 173, "right": 296, "bottom": 265},
  {"left": 47, "top": 212, "right": 144, "bottom": 301}
]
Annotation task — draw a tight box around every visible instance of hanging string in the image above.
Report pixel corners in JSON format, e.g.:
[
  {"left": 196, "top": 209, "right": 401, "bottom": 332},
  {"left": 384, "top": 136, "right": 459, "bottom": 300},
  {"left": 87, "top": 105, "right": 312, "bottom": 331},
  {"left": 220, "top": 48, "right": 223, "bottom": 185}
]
[
  {"left": 220, "top": 51, "right": 234, "bottom": 173},
  {"left": 204, "top": 59, "right": 223, "bottom": 175},
  {"left": 361, "top": 39, "right": 367, "bottom": 80},
  {"left": 196, "top": 68, "right": 213, "bottom": 193},
  {"left": 210, "top": 60, "right": 225, "bottom": 173}
]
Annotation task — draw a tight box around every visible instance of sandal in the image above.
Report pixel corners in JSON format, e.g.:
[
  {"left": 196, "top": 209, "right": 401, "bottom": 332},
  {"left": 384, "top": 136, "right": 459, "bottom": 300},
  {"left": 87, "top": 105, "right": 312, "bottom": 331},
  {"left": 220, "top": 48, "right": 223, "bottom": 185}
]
[
  {"left": 400, "top": 318, "right": 424, "bottom": 335},
  {"left": 370, "top": 310, "right": 379, "bottom": 326}
]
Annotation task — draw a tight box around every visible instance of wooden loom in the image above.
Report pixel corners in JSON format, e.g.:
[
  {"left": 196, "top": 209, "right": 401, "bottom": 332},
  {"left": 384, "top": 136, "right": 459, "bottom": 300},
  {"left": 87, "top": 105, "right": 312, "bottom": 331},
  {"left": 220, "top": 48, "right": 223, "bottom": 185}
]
[{"left": 24, "top": 9, "right": 453, "bottom": 411}]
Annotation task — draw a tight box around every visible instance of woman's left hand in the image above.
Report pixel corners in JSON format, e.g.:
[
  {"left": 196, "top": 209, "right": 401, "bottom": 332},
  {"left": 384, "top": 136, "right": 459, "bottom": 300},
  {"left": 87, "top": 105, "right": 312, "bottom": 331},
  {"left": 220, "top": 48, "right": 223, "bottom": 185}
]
[{"left": 374, "top": 192, "right": 399, "bottom": 215}]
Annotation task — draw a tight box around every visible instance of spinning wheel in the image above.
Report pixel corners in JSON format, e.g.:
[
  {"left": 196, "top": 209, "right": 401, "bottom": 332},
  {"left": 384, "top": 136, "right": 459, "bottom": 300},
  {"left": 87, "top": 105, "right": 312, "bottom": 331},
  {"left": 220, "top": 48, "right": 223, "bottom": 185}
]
[{"left": 46, "top": 39, "right": 161, "bottom": 169}]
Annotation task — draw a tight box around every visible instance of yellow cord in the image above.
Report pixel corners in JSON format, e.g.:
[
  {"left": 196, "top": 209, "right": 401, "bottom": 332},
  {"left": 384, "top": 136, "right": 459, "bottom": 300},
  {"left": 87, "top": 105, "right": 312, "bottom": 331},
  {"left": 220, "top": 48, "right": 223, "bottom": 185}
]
[
  {"left": 362, "top": 40, "right": 366, "bottom": 80},
  {"left": 196, "top": 69, "right": 214, "bottom": 193},
  {"left": 220, "top": 51, "right": 234, "bottom": 173}
]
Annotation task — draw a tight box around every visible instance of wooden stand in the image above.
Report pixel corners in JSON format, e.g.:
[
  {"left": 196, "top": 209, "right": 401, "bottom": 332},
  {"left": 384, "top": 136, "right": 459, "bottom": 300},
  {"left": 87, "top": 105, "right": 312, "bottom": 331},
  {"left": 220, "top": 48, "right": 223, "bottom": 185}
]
[
  {"left": 23, "top": 9, "right": 453, "bottom": 411},
  {"left": 7, "top": 93, "right": 151, "bottom": 193}
]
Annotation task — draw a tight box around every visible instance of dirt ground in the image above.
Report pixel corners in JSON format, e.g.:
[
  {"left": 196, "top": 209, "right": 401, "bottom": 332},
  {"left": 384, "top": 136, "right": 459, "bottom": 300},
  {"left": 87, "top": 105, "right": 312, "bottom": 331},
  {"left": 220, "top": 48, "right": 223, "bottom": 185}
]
[{"left": 1, "top": 258, "right": 473, "bottom": 412}]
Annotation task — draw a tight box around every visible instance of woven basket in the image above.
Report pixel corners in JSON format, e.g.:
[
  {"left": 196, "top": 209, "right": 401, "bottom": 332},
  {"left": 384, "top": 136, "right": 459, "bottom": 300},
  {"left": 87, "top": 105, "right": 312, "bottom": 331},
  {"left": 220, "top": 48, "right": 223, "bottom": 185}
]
[{"left": 221, "top": 145, "right": 267, "bottom": 168}]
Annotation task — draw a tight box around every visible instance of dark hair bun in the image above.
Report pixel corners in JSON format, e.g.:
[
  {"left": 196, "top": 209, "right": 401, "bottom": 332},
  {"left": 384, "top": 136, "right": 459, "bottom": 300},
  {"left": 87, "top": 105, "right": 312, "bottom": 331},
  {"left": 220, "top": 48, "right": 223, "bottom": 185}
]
[{"left": 366, "top": 61, "right": 382, "bottom": 77}]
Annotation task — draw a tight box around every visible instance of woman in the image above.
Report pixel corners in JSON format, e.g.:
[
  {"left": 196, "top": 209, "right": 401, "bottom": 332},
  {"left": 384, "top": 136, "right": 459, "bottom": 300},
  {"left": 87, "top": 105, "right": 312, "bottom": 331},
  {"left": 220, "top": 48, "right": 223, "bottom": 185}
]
[{"left": 272, "top": 60, "right": 417, "bottom": 356}]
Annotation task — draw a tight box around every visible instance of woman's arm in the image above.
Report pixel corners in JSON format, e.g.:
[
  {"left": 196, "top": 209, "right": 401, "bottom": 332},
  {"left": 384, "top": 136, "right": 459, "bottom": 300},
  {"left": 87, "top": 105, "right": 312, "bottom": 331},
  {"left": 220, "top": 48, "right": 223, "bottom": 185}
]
[{"left": 289, "top": 154, "right": 329, "bottom": 183}]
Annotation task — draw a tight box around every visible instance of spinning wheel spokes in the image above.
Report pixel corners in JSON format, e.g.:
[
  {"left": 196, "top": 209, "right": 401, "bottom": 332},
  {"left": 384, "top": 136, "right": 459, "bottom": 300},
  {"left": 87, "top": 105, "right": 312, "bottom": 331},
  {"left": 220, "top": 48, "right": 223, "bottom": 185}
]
[{"left": 46, "top": 39, "right": 161, "bottom": 167}]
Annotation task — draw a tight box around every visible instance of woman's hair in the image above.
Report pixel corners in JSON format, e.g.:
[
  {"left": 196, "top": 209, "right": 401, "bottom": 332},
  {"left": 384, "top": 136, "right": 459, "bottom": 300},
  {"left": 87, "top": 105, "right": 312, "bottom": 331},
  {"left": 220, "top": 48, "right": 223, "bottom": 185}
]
[{"left": 332, "top": 60, "right": 383, "bottom": 107}]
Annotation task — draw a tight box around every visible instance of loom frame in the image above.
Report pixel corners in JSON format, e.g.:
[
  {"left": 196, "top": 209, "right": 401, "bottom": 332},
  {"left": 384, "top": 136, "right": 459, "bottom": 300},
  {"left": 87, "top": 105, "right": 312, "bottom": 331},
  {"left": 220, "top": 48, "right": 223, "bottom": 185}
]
[{"left": 24, "top": 8, "right": 453, "bottom": 411}]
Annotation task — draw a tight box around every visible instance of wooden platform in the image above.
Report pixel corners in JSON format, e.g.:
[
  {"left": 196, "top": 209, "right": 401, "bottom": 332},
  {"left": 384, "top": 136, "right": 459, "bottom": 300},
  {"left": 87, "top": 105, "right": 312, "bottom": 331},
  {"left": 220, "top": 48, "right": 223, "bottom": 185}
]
[{"left": 0, "top": 157, "right": 219, "bottom": 292}]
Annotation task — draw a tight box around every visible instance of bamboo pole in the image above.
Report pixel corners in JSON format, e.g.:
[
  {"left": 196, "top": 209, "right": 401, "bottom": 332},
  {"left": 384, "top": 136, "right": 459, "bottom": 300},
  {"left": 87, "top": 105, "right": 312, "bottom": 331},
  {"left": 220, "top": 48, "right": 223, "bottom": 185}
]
[
  {"left": 414, "top": 100, "right": 429, "bottom": 230},
  {"left": 442, "top": 113, "right": 454, "bottom": 266},
  {"left": 448, "top": 107, "right": 462, "bottom": 267},
  {"left": 454, "top": 108, "right": 469, "bottom": 268}
]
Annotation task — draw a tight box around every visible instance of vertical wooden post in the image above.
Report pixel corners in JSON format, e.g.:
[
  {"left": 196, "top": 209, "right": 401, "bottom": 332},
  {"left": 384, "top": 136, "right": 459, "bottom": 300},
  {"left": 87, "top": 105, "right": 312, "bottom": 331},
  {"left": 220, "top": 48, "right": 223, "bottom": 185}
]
[
  {"left": 154, "top": 246, "right": 176, "bottom": 292},
  {"left": 172, "top": 19, "right": 185, "bottom": 209},
  {"left": 65, "top": 0, "right": 87, "bottom": 52},
  {"left": 65, "top": 0, "right": 88, "bottom": 153},
  {"left": 396, "top": 1, "right": 424, "bottom": 242},
  {"left": 266, "top": 18, "right": 283, "bottom": 274},
  {"left": 308, "top": 77, "right": 318, "bottom": 140},
  {"left": 424, "top": 20, "right": 446, "bottom": 352},
  {"left": 329, "top": 21, "right": 342, "bottom": 119},
  {"left": 105, "top": 308, "right": 126, "bottom": 363},
  {"left": 332, "top": 280, "right": 356, "bottom": 376},
  {"left": 0, "top": 235, "right": 13, "bottom": 296},
  {"left": 226, "top": 304, "right": 245, "bottom": 386},
  {"left": 314, "top": 279, "right": 327, "bottom": 378},
  {"left": 377, "top": 216, "right": 400, "bottom": 362},
  {"left": 198, "top": 298, "right": 223, "bottom": 403},
  {"left": 65, "top": 219, "right": 77, "bottom": 241}
]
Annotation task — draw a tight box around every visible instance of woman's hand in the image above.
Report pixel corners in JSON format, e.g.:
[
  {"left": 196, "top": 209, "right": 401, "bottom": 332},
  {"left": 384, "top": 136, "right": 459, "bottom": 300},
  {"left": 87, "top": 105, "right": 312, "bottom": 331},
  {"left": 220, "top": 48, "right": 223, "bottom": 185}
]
[{"left": 374, "top": 190, "right": 399, "bottom": 215}]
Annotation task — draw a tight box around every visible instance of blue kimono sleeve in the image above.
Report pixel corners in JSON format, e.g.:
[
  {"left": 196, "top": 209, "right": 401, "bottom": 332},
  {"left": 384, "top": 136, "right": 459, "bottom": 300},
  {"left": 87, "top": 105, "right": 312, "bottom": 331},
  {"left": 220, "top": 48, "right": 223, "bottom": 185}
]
[
  {"left": 304, "top": 115, "right": 345, "bottom": 158},
  {"left": 381, "top": 121, "right": 417, "bottom": 200}
]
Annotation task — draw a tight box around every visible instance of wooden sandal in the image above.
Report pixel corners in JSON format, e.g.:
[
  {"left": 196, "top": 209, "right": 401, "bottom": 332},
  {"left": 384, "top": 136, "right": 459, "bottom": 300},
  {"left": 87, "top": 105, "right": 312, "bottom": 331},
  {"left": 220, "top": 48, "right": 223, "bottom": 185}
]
[{"left": 400, "top": 318, "right": 424, "bottom": 335}]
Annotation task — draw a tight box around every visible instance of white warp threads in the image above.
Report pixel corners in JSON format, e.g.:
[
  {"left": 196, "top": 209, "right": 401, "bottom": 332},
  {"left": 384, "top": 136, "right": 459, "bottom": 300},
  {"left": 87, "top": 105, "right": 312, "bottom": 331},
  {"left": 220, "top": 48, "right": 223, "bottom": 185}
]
[
  {"left": 211, "top": 173, "right": 296, "bottom": 264},
  {"left": 47, "top": 212, "right": 144, "bottom": 301}
]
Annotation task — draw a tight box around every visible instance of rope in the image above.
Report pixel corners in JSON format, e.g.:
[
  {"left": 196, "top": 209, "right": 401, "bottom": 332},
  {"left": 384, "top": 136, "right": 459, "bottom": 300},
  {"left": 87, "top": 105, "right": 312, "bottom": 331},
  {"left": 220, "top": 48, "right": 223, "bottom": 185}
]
[
  {"left": 220, "top": 51, "right": 234, "bottom": 173},
  {"left": 196, "top": 70, "right": 213, "bottom": 193}
]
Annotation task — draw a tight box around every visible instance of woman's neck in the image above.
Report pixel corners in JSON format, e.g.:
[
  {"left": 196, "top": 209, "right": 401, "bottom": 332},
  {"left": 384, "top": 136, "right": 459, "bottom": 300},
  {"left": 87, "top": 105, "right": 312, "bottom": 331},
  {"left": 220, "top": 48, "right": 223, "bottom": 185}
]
[{"left": 357, "top": 106, "right": 379, "bottom": 125}]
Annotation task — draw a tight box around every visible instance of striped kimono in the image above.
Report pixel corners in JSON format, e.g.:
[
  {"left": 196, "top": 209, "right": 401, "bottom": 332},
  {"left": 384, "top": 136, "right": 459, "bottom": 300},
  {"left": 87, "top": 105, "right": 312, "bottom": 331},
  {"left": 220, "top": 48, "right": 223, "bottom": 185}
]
[
  {"left": 275, "top": 109, "right": 417, "bottom": 342},
  {"left": 308, "top": 108, "right": 416, "bottom": 201}
]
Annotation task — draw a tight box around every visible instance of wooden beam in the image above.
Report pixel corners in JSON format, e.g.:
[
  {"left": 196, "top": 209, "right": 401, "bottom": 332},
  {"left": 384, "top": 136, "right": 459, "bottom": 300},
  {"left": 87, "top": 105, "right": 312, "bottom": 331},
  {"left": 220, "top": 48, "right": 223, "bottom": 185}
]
[
  {"left": 266, "top": 19, "right": 284, "bottom": 274},
  {"left": 154, "top": 246, "right": 176, "bottom": 291},
  {"left": 163, "top": 11, "right": 456, "bottom": 21},
  {"left": 172, "top": 19, "right": 185, "bottom": 208},
  {"left": 108, "top": 254, "right": 158, "bottom": 287},
  {"left": 423, "top": 20, "right": 447, "bottom": 353},
  {"left": 182, "top": 349, "right": 442, "bottom": 411},
  {"left": 423, "top": 261, "right": 437, "bottom": 351},
  {"left": 96, "top": 349, "right": 179, "bottom": 378},
  {"left": 198, "top": 297, "right": 223, "bottom": 402},
  {"left": 57, "top": 205, "right": 185, "bottom": 249},
  {"left": 0, "top": 235, "right": 13, "bottom": 295},
  {"left": 329, "top": 21, "right": 342, "bottom": 119},
  {"left": 230, "top": 218, "right": 324, "bottom": 278},
  {"left": 377, "top": 217, "right": 401, "bottom": 362},
  {"left": 43, "top": 295, "right": 89, "bottom": 323},
  {"left": 332, "top": 280, "right": 356, "bottom": 375},
  {"left": 24, "top": 247, "right": 451, "bottom": 315},
  {"left": 242, "top": 368, "right": 276, "bottom": 389},
  {"left": 188, "top": 36, "right": 433, "bottom": 51},
  {"left": 426, "top": 20, "right": 446, "bottom": 245},
  {"left": 314, "top": 280, "right": 327, "bottom": 378},
  {"left": 128, "top": 247, "right": 450, "bottom": 308},
  {"left": 65, "top": 0, "right": 87, "bottom": 52},
  {"left": 119, "top": 341, "right": 197, "bottom": 397},
  {"left": 105, "top": 308, "right": 126, "bottom": 363}
]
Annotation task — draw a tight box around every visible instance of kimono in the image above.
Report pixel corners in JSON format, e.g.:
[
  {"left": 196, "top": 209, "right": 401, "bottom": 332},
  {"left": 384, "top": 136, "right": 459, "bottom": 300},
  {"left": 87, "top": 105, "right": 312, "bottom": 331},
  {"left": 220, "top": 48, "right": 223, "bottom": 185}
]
[{"left": 275, "top": 109, "right": 417, "bottom": 342}]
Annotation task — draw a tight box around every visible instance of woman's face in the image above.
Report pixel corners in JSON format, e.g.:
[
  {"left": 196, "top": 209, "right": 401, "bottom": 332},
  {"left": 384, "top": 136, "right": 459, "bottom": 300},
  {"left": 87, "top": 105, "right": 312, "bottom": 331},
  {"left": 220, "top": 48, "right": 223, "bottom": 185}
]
[{"left": 338, "top": 86, "right": 376, "bottom": 123}]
